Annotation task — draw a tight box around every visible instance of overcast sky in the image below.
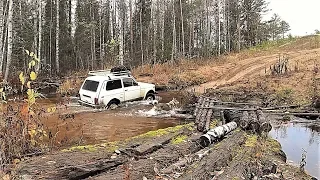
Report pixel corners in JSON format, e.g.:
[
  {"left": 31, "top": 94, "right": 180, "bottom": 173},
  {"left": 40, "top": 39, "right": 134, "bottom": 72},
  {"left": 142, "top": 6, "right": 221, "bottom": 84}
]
[{"left": 264, "top": 0, "right": 320, "bottom": 36}]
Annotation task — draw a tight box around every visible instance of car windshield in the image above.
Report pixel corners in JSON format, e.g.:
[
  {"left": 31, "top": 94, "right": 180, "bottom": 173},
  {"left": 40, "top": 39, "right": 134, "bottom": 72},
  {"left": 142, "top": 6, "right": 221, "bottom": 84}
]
[{"left": 82, "top": 80, "right": 99, "bottom": 92}]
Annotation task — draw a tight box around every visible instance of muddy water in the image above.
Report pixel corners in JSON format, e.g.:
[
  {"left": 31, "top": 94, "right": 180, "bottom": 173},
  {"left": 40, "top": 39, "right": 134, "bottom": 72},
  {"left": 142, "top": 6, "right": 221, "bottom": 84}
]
[
  {"left": 269, "top": 121, "right": 320, "bottom": 178},
  {"left": 34, "top": 92, "right": 184, "bottom": 148}
]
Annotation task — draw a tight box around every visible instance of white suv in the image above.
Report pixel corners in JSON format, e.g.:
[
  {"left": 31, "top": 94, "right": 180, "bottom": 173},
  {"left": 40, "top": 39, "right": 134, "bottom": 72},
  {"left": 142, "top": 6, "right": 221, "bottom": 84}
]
[{"left": 78, "top": 70, "right": 156, "bottom": 108}]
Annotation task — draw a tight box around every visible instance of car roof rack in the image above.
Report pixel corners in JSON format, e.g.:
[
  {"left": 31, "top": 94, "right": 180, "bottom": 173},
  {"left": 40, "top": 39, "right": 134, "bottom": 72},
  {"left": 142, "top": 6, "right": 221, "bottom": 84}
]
[{"left": 88, "top": 69, "right": 131, "bottom": 77}]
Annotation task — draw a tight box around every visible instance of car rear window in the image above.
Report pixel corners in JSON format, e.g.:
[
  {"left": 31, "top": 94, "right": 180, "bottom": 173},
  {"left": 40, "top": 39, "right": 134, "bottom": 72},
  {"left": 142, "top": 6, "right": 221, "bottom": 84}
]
[
  {"left": 106, "top": 80, "right": 122, "bottom": 90},
  {"left": 82, "top": 80, "right": 99, "bottom": 92}
]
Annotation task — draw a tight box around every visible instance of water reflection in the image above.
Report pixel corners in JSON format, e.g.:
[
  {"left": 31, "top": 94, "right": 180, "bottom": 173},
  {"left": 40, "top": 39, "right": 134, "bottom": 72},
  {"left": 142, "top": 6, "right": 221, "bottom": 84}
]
[{"left": 270, "top": 123, "right": 320, "bottom": 178}]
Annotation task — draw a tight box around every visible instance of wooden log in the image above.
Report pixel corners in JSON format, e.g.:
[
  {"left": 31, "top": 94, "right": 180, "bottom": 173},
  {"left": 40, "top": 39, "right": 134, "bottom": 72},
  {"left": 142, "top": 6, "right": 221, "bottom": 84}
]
[
  {"left": 177, "top": 131, "right": 247, "bottom": 180},
  {"left": 269, "top": 112, "right": 320, "bottom": 120},
  {"left": 203, "top": 101, "right": 215, "bottom": 132},
  {"left": 256, "top": 110, "right": 272, "bottom": 133},
  {"left": 132, "top": 132, "right": 182, "bottom": 156},
  {"left": 194, "top": 97, "right": 204, "bottom": 126},
  {"left": 197, "top": 99, "right": 210, "bottom": 132},
  {"left": 249, "top": 111, "right": 259, "bottom": 133},
  {"left": 59, "top": 157, "right": 127, "bottom": 180},
  {"left": 223, "top": 110, "right": 241, "bottom": 123},
  {"left": 200, "top": 122, "right": 238, "bottom": 147},
  {"left": 194, "top": 96, "right": 204, "bottom": 116},
  {"left": 220, "top": 111, "right": 225, "bottom": 125},
  {"left": 170, "top": 113, "right": 194, "bottom": 119},
  {"left": 160, "top": 147, "right": 211, "bottom": 175},
  {"left": 239, "top": 111, "right": 249, "bottom": 130}
]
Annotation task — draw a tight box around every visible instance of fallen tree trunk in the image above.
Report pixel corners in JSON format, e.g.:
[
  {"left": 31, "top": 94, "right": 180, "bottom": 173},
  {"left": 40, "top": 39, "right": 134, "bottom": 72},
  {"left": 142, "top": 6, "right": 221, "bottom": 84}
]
[
  {"left": 59, "top": 157, "right": 127, "bottom": 180},
  {"left": 257, "top": 110, "right": 272, "bottom": 133},
  {"left": 239, "top": 111, "right": 249, "bottom": 130},
  {"left": 249, "top": 111, "right": 260, "bottom": 133},
  {"left": 177, "top": 131, "right": 247, "bottom": 180},
  {"left": 131, "top": 132, "right": 183, "bottom": 156},
  {"left": 200, "top": 122, "right": 238, "bottom": 147}
]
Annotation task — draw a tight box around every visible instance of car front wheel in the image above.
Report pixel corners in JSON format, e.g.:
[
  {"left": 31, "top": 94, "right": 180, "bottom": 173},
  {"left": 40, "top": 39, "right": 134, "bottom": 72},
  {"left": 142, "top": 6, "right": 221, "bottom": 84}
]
[
  {"left": 107, "top": 101, "right": 119, "bottom": 110},
  {"left": 145, "top": 93, "right": 155, "bottom": 101}
]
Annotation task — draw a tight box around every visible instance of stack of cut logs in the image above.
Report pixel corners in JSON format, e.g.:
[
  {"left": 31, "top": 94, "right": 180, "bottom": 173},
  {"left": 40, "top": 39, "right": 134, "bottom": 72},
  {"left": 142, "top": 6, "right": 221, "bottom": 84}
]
[{"left": 194, "top": 96, "right": 272, "bottom": 147}]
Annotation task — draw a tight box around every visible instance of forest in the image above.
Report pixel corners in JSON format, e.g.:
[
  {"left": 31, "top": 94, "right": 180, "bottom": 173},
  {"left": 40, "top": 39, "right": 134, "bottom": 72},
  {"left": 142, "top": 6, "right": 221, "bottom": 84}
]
[{"left": 0, "top": 0, "right": 290, "bottom": 81}]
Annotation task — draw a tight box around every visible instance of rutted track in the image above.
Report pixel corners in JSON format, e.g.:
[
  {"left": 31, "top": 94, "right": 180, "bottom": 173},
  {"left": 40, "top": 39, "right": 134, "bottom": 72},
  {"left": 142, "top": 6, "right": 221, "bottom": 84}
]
[{"left": 192, "top": 48, "right": 320, "bottom": 93}]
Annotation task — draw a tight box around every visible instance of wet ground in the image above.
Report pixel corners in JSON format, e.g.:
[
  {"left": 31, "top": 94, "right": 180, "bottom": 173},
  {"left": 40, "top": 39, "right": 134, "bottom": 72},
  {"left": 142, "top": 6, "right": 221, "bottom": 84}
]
[{"left": 269, "top": 118, "right": 320, "bottom": 178}]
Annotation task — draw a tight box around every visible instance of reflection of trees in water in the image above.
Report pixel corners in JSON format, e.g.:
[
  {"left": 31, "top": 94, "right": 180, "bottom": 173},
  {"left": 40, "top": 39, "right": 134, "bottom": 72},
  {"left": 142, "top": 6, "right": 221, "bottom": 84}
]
[
  {"left": 272, "top": 125, "right": 288, "bottom": 139},
  {"left": 273, "top": 125, "right": 288, "bottom": 139},
  {"left": 301, "top": 123, "right": 320, "bottom": 146},
  {"left": 280, "top": 125, "right": 288, "bottom": 138}
]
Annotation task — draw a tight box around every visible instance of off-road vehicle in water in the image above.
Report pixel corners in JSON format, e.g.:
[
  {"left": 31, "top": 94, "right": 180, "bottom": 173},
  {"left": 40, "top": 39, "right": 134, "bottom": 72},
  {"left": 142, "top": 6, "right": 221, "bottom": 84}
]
[{"left": 79, "top": 67, "right": 156, "bottom": 108}]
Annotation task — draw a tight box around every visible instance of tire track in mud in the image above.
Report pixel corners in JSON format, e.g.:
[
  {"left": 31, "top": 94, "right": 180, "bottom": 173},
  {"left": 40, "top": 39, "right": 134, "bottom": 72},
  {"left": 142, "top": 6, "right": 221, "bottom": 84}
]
[{"left": 191, "top": 48, "right": 320, "bottom": 93}]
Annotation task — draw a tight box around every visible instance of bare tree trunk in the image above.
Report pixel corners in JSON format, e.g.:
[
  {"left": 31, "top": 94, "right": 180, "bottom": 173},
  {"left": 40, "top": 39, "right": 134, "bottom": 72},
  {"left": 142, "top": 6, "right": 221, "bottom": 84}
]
[
  {"left": 56, "top": 0, "right": 60, "bottom": 74},
  {"left": 140, "top": 7, "right": 144, "bottom": 65},
  {"left": 110, "top": 0, "right": 114, "bottom": 40},
  {"left": 152, "top": 0, "right": 157, "bottom": 64},
  {"left": 71, "top": 0, "right": 77, "bottom": 38},
  {"left": 227, "top": 0, "right": 231, "bottom": 52},
  {"left": 37, "top": 0, "right": 43, "bottom": 72},
  {"left": 179, "top": 0, "right": 185, "bottom": 57},
  {"left": 129, "top": 0, "right": 133, "bottom": 61},
  {"left": 223, "top": 0, "right": 227, "bottom": 52},
  {"left": 49, "top": 0, "right": 53, "bottom": 75},
  {"left": 218, "top": 0, "right": 221, "bottom": 56},
  {"left": 171, "top": 0, "right": 176, "bottom": 62},
  {"left": 33, "top": 0, "right": 38, "bottom": 58},
  {"left": 4, "top": 0, "right": 13, "bottom": 82},
  {"left": 118, "top": 0, "right": 124, "bottom": 66},
  {"left": 188, "top": 0, "right": 193, "bottom": 58},
  {"left": 161, "top": 0, "right": 165, "bottom": 60},
  {"left": 0, "top": 0, "right": 4, "bottom": 75},
  {"left": 206, "top": 0, "right": 210, "bottom": 56},
  {"left": 99, "top": 0, "right": 103, "bottom": 68}
]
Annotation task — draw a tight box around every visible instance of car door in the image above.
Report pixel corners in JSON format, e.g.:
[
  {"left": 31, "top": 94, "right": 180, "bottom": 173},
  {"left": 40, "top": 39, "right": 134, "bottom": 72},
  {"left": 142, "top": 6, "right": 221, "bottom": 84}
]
[
  {"left": 122, "top": 78, "right": 140, "bottom": 101},
  {"left": 101, "top": 79, "right": 124, "bottom": 105},
  {"left": 79, "top": 79, "right": 101, "bottom": 105}
]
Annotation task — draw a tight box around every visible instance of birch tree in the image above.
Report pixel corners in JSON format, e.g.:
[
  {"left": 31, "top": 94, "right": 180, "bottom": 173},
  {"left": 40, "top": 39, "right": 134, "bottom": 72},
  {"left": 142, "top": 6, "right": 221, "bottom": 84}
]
[
  {"left": 56, "top": 0, "right": 60, "bottom": 73},
  {"left": 4, "top": 0, "right": 13, "bottom": 81},
  {"left": 171, "top": 0, "right": 176, "bottom": 62},
  {"left": 0, "top": 0, "right": 4, "bottom": 74},
  {"left": 179, "top": 0, "right": 185, "bottom": 57}
]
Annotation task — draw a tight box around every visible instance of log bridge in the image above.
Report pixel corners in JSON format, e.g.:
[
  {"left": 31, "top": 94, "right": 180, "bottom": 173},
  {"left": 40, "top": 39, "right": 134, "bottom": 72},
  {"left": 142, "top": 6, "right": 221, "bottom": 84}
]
[{"left": 194, "top": 96, "right": 272, "bottom": 135}]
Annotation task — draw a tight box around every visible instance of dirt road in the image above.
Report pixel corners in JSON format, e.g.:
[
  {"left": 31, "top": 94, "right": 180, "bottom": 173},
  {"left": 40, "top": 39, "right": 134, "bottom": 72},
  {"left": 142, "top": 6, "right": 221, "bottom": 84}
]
[{"left": 191, "top": 48, "right": 320, "bottom": 93}]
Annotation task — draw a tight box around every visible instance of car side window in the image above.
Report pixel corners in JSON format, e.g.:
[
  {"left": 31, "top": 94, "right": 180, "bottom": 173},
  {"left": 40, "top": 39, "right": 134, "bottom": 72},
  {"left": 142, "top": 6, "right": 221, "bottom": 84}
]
[
  {"left": 123, "top": 78, "right": 137, "bottom": 87},
  {"left": 106, "top": 80, "right": 122, "bottom": 91}
]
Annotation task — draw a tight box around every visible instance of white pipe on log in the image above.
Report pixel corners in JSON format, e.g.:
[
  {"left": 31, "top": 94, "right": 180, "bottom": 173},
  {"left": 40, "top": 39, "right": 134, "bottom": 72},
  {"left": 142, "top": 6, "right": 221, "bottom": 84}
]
[{"left": 200, "top": 122, "right": 238, "bottom": 147}]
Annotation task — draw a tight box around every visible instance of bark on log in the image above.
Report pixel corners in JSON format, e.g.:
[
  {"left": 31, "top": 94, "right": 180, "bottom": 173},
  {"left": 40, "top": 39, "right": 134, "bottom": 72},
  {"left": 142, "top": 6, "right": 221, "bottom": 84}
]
[
  {"left": 200, "top": 122, "right": 238, "bottom": 147},
  {"left": 194, "top": 97, "right": 205, "bottom": 126},
  {"left": 256, "top": 110, "right": 272, "bottom": 133},
  {"left": 203, "top": 101, "right": 215, "bottom": 132},
  {"left": 178, "top": 131, "right": 247, "bottom": 180},
  {"left": 249, "top": 111, "right": 259, "bottom": 133},
  {"left": 239, "top": 111, "right": 249, "bottom": 130},
  {"left": 215, "top": 145, "right": 259, "bottom": 180},
  {"left": 220, "top": 111, "right": 225, "bottom": 125},
  {"left": 223, "top": 110, "right": 241, "bottom": 123},
  {"left": 132, "top": 132, "right": 182, "bottom": 156},
  {"left": 197, "top": 99, "right": 210, "bottom": 132},
  {"left": 59, "top": 157, "right": 127, "bottom": 180}
]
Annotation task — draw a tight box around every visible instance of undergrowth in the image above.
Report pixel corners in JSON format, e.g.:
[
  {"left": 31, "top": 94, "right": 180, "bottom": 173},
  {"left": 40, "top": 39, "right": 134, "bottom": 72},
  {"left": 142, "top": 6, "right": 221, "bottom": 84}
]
[{"left": 0, "top": 51, "right": 50, "bottom": 173}]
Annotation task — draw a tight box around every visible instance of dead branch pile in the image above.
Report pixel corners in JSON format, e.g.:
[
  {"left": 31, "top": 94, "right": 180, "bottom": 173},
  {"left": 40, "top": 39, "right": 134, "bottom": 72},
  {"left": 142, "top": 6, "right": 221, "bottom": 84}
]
[{"left": 270, "top": 55, "right": 289, "bottom": 75}]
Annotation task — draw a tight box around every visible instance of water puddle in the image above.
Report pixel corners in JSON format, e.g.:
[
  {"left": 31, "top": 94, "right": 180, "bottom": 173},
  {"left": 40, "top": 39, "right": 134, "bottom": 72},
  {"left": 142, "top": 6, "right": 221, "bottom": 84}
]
[
  {"left": 269, "top": 121, "right": 320, "bottom": 178},
  {"left": 34, "top": 91, "right": 187, "bottom": 148}
]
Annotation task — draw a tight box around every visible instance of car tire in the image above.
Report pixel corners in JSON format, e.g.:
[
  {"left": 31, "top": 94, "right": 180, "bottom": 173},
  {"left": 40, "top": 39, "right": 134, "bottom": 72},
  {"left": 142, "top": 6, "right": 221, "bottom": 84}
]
[
  {"left": 145, "top": 93, "right": 155, "bottom": 101},
  {"left": 107, "top": 101, "right": 119, "bottom": 110}
]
